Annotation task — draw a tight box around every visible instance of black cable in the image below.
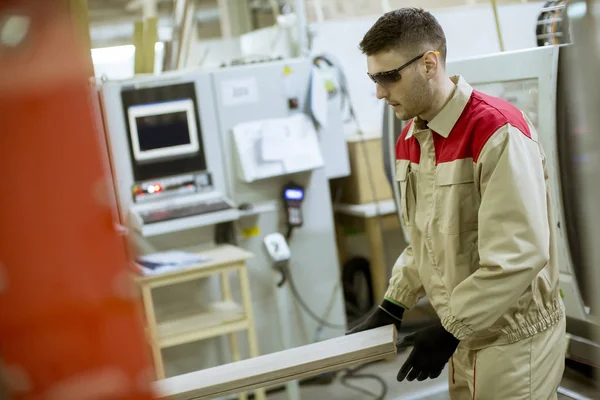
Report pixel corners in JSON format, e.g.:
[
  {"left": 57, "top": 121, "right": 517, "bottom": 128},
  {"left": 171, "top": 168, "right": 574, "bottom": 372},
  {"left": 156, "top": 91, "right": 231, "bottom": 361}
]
[
  {"left": 340, "top": 377, "right": 383, "bottom": 398},
  {"left": 339, "top": 361, "right": 388, "bottom": 400},
  {"left": 285, "top": 224, "right": 294, "bottom": 240},
  {"left": 277, "top": 263, "right": 347, "bottom": 329},
  {"left": 313, "top": 53, "right": 387, "bottom": 254}
]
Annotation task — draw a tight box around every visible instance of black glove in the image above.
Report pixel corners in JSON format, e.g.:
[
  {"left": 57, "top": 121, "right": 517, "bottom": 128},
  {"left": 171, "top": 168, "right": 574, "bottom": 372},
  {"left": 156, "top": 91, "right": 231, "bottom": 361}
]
[
  {"left": 396, "top": 323, "right": 459, "bottom": 382},
  {"left": 347, "top": 299, "right": 405, "bottom": 334}
]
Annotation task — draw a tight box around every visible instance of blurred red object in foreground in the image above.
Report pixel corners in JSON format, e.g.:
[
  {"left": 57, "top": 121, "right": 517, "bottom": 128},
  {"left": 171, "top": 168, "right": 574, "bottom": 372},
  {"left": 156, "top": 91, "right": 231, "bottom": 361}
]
[{"left": 0, "top": 1, "right": 154, "bottom": 398}]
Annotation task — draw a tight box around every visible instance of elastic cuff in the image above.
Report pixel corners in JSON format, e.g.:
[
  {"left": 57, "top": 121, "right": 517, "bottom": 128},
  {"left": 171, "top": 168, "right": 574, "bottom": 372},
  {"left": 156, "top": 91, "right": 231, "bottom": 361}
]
[
  {"left": 380, "top": 299, "right": 405, "bottom": 321},
  {"left": 440, "top": 324, "right": 460, "bottom": 345},
  {"left": 384, "top": 286, "right": 419, "bottom": 309},
  {"left": 384, "top": 297, "right": 407, "bottom": 309},
  {"left": 441, "top": 314, "right": 475, "bottom": 341}
]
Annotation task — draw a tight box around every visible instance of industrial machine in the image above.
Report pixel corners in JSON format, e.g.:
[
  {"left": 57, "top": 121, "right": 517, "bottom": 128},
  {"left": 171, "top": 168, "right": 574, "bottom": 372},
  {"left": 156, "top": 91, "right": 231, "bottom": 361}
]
[
  {"left": 207, "top": 57, "right": 349, "bottom": 360},
  {"left": 100, "top": 71, "right": 239, "bottom": 238},
  {"left": 382, "top": 45, "right": 599, "bottom": 366},
  {"left": 559, "top": 0, "right": 600, "bottom": 371},
  {"left": 282, "top": 181, "right": 305, "bottom": 234},
  {"left": 99, "top": 58, "right": 350, "bottom": 377}
]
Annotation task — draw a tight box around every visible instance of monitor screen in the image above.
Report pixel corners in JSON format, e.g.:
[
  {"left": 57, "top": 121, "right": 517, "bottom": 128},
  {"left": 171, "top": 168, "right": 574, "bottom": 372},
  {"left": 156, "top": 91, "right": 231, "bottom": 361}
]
[
  {"left": 128, "top": 99, "right": 200, "bottom": 162},
  {"left": 136, "top": 111, "right": 190, "bottom": 151}
]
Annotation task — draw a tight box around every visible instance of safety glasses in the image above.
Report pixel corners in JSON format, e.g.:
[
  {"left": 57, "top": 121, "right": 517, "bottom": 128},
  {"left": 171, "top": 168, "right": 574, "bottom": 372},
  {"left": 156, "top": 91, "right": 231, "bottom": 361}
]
[{"left": 367, "top": 51, "right": 439, "bottom": 86}]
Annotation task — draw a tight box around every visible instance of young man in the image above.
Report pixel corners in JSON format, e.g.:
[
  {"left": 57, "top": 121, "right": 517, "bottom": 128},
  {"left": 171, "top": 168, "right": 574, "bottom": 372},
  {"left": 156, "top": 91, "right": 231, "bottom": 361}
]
[{"left": 348, "top": 8, "right": 566, "bottom": 399}]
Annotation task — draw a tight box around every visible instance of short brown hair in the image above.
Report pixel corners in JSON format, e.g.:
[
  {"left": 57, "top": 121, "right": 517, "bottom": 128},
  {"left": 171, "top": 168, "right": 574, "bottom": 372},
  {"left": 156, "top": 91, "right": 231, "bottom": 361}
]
[{"left": 359, "top": 8, "right": 447, "bottom": 64}]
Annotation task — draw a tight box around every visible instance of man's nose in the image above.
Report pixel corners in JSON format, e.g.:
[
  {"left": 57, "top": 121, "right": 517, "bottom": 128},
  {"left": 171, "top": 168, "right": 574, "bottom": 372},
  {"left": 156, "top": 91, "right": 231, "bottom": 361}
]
[{"left": 375, "top": 83, "right": 388, "bottom": 100}]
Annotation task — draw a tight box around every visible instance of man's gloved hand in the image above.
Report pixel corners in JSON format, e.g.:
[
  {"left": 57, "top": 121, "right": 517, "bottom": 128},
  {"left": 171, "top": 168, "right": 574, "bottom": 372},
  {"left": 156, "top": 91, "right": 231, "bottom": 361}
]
[
  {"left": 346, "top": 299, "right": 405, "bottom": 334},
  {"left": 396, "top": 322, "right": 459, "bottom": 382}
]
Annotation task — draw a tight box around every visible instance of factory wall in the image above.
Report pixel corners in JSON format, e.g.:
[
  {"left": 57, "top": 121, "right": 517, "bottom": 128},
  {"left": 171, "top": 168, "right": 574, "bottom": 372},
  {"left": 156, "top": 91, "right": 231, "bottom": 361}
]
[
  {"left": 183, "top": 2, "right": 544, "bottom": 134},
  {"left": 308, "top": 2, "right": 544, "bottom": 135}
]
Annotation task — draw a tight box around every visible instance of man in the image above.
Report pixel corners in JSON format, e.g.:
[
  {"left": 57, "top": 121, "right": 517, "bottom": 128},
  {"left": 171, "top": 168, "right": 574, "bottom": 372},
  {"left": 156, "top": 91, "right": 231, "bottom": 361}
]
[{"left": 348, "top": 8, "right": 566, "bottom": 399}]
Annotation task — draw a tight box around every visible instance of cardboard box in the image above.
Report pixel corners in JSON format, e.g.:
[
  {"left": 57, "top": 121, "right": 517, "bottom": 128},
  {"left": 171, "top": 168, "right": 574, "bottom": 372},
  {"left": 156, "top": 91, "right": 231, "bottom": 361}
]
[{"left": 339, "top": 136, "right": 393, "bottom": 204}]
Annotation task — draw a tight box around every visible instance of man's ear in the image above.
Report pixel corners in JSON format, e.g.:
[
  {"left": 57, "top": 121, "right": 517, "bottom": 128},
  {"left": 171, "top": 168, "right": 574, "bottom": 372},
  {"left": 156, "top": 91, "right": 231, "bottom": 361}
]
[{"left": 423, "top": 51, "right": 440, "bottom": 76}]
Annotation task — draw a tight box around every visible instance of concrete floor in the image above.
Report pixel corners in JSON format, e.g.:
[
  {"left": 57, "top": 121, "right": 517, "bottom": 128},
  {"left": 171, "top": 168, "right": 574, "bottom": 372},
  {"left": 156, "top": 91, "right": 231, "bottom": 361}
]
[{"left": 266, "top": 349, "right": 599, "bottom": 400}]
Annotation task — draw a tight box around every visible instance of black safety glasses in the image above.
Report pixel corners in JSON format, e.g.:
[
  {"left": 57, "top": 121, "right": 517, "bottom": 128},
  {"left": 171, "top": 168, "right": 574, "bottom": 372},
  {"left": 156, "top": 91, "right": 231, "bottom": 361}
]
[{"left": 367, "top": 51, "right": 439, "bottom": 86}]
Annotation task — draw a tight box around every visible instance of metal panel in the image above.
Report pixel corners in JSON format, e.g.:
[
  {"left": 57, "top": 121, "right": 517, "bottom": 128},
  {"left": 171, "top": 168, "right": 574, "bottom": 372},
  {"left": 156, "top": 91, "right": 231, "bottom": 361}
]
[
  {"left": 100, "top": 69, "right": 231, "bottom": 226},
  {"left": 210, "top": 59, "right": 347, "bottom": 357}
]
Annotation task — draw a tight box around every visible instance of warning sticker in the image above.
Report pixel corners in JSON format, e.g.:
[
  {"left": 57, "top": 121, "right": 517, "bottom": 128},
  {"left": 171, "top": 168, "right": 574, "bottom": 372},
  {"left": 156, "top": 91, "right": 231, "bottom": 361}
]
[{"left": 242, "top": 226, "right": 261, "bottom": 239}]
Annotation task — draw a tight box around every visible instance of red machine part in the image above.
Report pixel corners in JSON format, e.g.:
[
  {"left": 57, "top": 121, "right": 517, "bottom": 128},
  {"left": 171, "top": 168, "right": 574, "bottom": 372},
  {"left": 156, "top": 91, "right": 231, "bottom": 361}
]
[{"left": 0, "top": 1, "right": 154, "bottom": 399}]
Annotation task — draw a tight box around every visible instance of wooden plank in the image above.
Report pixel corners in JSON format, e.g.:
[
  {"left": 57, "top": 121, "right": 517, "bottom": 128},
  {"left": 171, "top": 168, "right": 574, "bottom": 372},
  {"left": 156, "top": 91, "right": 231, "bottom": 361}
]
[
  {"left": 334, "top": 199, "right": 397, "bottom": 218},
  {"left": 69, "top": 0, "right": 93, "bottom": 75},
  {"left": 365, "top": 217, "right": 388, "bottom": 302},
  {"left": 133, "top": 20, "right": 145, "bottom": 74},
  {"left": 143, "top": 16, "right": 158, "bottom": 74},
  {"left": 154, "top": 325, "right": 397, "bottom": 400},
  {"left": 176, "top": 0, "right": 196, "bottom": 70}
]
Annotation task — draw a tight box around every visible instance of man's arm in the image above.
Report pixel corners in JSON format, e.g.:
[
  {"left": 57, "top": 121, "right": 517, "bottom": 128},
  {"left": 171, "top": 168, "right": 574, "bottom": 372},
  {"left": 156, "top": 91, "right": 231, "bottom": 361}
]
[
  {"left": 347, "top": 244, "right": 425, "bottom": 334},
  {"left": 385, "top": 245, "right": 426, "bottom": 309},
  {"left": 442, "top": 123, "right": 550, "bottom": 340}
]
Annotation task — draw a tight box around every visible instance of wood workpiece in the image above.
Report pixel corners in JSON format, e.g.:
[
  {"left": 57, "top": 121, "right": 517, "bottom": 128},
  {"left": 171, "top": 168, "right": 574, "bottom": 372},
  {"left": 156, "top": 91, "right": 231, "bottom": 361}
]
[{"left": 154, "top": 325, "right": 398, "bottom": 400}]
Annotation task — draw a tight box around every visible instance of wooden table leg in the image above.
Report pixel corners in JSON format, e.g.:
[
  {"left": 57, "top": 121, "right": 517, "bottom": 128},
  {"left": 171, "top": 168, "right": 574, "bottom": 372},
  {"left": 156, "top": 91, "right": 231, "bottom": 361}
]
[
  {"left": 364, "top": 217, "right": 387, "bottom": 302},
  {"left": 238, "top": 267, "right": 267, "bottom": 400},
  {"left": 141, "top": 285, "right": 166, "bottom": 380},
  {"left": 221, "top": 272, "right": 248, "bottom": 400}
]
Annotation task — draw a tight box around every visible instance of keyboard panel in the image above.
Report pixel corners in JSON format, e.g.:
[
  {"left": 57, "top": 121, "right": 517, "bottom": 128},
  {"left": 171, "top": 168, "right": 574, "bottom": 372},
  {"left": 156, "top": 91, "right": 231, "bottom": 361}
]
[{"left": 140, "top": 199, "right": 233, "bottom": 224}]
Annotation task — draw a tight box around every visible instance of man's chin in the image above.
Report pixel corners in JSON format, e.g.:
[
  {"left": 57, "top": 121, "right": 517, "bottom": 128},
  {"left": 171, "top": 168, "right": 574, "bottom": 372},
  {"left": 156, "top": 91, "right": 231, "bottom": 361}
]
[{"left": 394, "top": 110, "right": 412, "bottom": 121}]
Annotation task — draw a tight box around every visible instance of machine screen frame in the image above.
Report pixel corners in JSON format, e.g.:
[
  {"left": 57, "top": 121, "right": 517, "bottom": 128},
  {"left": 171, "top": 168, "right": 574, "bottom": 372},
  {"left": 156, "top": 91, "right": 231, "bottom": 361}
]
[
  {"left": 120, "top": 82, "right": 208, "bottom": 182},
  {"left": 128, "top": 99, "right": 200, "bottom": 162}
]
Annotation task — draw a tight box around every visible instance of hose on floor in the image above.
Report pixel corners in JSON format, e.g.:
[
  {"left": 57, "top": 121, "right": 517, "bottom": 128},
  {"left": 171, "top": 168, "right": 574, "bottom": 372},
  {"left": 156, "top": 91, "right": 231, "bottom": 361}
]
[{"left": 340, "top": 361, "right": 388, "bottom": 400}]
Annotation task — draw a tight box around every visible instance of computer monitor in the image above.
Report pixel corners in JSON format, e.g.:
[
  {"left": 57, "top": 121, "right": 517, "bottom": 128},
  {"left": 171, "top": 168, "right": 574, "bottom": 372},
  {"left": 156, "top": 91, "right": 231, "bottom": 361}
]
[
  {"left": 101, "top": 74, "right": 238, "bottom": 236},
  {"left": 120, "top": 82, "right": 208, "bottom": 183},
  {"left": 128, "top": 99, "right": 200, "bottom": 162}
]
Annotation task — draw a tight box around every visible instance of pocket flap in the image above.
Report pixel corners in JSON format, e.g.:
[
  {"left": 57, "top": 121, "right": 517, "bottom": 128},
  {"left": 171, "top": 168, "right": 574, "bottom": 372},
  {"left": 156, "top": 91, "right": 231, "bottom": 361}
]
[
  {"left": 395, "top": 159, "right": 410, "bottom": 181},
  {"left": 435, "top": 160, "right": 475, "bottom": 186}
]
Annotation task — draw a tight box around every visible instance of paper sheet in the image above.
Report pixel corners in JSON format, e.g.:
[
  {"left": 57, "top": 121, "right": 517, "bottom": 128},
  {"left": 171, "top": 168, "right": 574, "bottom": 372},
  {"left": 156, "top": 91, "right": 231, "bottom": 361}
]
[
  {"left": 261, "top": 121, "right": 293, "bottom": 162},
  {"left": 280, "top": 114, "right": 324, "bottom": 172},
  {"left": 232, "top": 120, "right": 286, "bottom": 182},
  {"left": 232, "top": 114, "right": 324, "bottom": 182},
  {"left": 136, "top": 251, "right": 210, "bottom": 276}
]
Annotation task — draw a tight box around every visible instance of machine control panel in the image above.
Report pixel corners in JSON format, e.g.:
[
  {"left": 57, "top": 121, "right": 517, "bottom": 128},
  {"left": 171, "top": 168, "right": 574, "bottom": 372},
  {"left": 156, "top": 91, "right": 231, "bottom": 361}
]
[
  {"left": 132, "top": 172, "right": 213, "bottom": 203},
  {"left": 139, "top": 198, "right": 233, "bottom": 224},
  {"left": 283, "top": 182, "right": 305, "bottom": 227}
]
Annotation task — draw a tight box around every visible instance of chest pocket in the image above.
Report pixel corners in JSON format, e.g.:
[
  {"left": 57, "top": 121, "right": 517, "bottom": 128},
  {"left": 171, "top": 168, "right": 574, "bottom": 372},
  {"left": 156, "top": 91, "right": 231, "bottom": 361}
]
[
  {"left": 434, "top": 160, "right": 479, "bottom": 234},
  {"left": 396, "top": 160, "right": 416, "bottom": 227}
]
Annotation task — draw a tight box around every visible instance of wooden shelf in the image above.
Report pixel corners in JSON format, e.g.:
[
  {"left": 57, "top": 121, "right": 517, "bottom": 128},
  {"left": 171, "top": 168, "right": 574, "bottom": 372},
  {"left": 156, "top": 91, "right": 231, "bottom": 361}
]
[
  {"left": 157, "top": 301, "right": 247, "bottom": 348},
  {"left": 136, "top": 244, "right": 253, "bottom": 288},
  {"left": 137, "top": 244, "right": 267, "bottom": 399},
  {"left": 333, "top": 199, "right": 397, "bottom": 218}
]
